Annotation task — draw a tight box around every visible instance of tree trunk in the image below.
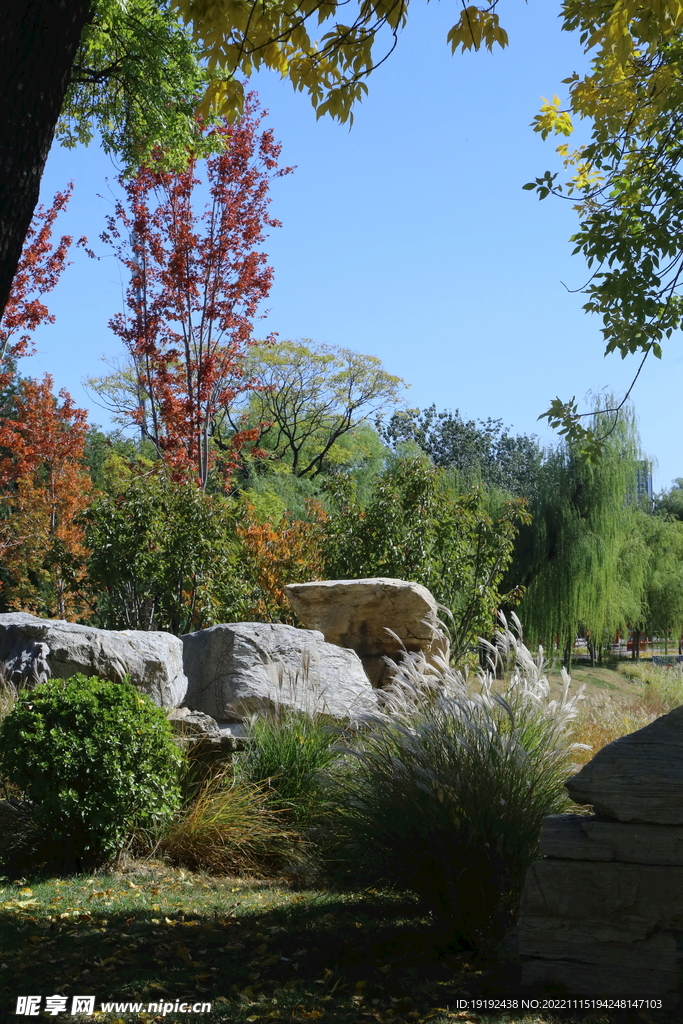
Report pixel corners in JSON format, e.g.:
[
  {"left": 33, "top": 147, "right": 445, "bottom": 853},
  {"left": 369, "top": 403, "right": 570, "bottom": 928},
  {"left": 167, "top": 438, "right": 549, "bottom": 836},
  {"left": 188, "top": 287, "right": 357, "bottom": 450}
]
[{"left": 0, "top": 1, "right": 93, "bottom": 320}]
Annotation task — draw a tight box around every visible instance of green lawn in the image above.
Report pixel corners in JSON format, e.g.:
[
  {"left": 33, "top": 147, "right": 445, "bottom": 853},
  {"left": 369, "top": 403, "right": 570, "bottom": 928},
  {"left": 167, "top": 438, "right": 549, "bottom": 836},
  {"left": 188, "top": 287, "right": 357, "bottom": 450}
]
[{"left": 0, "top": 864, "right": 677, "bottom": 1024}]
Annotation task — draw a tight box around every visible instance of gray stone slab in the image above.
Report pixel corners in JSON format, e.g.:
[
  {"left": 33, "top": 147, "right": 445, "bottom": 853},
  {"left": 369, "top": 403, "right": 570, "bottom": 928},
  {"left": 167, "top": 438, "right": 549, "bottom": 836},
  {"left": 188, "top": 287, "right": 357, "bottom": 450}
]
[
  {"left": 521, "top": 928, "right": 680, "bottom": 972},
  {"left": 521, "top": 957, "right": 681, "bottom": 998},
  {"left": 520, "top": 859, "right": 683, "bottom": 942},
  {"left": 540, "top": 813, "right": 683, "bottom": 864}
]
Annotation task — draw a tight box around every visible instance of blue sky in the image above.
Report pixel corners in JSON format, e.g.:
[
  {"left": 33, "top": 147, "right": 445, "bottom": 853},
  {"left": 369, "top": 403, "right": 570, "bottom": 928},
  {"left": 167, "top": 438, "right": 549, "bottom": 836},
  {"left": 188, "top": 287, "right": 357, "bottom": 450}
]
[{"left": 25, "top": 0, "right": 683, "bottom": 491}]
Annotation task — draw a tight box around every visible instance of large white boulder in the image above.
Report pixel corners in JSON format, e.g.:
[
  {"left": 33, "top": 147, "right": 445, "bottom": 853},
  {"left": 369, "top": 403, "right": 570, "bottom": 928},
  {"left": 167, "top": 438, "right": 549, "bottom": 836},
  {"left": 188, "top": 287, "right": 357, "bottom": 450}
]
[
  {"left": 0, "top": 612, "right": 187, "bottom": 708},
  {"left": 181, "top": 621, "right": 377, "bottom": 721},
  {"left": 285, "top": 578, "right": 450, "bottom": 686}
]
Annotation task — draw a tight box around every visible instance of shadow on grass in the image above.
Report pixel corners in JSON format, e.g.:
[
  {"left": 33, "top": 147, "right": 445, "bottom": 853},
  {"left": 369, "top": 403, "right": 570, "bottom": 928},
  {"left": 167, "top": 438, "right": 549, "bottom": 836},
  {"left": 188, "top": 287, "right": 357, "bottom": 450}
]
[{"left": 0, "top": 875, "right": 678, "bottom": 1024}]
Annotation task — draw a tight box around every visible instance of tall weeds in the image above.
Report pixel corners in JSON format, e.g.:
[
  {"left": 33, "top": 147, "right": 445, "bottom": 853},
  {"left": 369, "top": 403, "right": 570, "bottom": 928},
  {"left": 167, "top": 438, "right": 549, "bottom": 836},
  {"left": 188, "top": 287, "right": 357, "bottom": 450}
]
[
  {"left": 568, "top": 660, "right": 683, "bottom": 763},
  {"left": 326, "top": 616, "right": 586, "bottom": 951},
  {"left": 616, "top": 660, "right": 683, "bottom": 714}
]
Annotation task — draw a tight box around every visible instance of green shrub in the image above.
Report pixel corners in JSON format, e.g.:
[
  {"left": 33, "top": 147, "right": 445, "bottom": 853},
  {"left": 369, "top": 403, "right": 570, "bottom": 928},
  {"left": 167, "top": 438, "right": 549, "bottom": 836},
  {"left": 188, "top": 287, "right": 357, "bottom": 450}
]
[
  {"left": 326, "top": 617, "right": 585, "bottom": 951},
  {"left": 0, "top": 675, "right": 181, "bottom": 870}
]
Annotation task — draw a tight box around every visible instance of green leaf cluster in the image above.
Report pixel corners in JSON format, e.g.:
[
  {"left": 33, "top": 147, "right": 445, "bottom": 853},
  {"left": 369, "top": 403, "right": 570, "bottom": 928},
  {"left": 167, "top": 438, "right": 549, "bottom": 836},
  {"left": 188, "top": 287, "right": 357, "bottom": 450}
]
[
  {"left": 81, "top": 475, "right": 248, "bottom": 633},
  {"left": 60, "top": 0, "right": 230, "bottom": 172},
  {"left": 322, "top": 453, "right": 528, "bottom": 662},
  {"left": 172, "top": 0, "right": 508, "bottom": 125},
  {"left": 529, "top": 2, "right": 683, "bottom": 439},
  {"left": 0, "top": 675, "right": 181, "bottom": 868},
  {"left": 378, "top": 405, "right": 543, "bottom": 498}
]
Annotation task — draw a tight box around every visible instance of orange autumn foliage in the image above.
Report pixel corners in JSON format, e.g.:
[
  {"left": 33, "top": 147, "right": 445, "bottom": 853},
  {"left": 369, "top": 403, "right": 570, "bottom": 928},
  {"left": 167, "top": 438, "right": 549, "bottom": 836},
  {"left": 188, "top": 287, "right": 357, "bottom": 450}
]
[
  {"left": 236, "top": 499, "right": 327, "bottom": 621},
  {"left": 0, "top": 186, "right": 92, "bottom": 619},
  {"left": 0, "top": 376, "right": 91, "bottom": 620}
]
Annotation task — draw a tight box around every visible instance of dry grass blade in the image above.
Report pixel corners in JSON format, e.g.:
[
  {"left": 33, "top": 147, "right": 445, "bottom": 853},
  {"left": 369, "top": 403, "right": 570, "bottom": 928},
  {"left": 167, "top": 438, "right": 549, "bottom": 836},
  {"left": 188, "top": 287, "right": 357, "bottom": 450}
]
[{"left": 159, "top": 766, "right": 304, "bottom": 875}]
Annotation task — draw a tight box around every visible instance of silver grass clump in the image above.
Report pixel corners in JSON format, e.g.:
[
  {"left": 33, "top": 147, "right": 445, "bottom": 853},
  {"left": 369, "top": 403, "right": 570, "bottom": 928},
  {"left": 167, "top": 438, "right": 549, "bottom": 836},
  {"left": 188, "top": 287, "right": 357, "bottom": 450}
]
[
  {"left": 372, "top": 612, "right": 587, "bottom": 756},
  {"left": 326, "top": 614, "right": 588, "bottom": 950}
]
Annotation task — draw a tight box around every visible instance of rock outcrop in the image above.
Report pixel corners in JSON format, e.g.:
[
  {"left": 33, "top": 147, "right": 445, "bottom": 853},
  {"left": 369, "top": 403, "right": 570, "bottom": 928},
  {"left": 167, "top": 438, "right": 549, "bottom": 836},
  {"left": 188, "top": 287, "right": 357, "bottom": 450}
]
[
  {"left": 181, "top": 621, "right": 377, "bottom": 721},
  {"left": 0, "top": 612, "right": 187, "bottom": 708},
  {"left": 564, "top": 704, "right": 683, "bottom": 823},
  {"left": 518, "top": 704, "right": 683, "bottom": 1002},
  {"left": 285, "top": 578, "right": 449, "bottom": 686},
  {"left": 167, "top": 707, "right": 246, "bottom": 754}
]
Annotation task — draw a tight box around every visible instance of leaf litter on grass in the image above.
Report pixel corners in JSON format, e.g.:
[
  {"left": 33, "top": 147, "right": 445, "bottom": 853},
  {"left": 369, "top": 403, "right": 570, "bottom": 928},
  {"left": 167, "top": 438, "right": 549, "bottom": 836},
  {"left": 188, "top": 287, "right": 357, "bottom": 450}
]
[{"left": 0, "top": 868, "right": 678, "bottom": 1024}]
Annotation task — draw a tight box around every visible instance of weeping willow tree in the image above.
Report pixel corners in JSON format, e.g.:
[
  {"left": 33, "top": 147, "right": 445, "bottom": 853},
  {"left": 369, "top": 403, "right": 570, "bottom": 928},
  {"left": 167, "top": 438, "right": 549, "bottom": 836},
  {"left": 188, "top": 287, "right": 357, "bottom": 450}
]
[
  {"left": 509, "top": 400, "right": 646, "bottom": 663},
  {"left": 638, "top": 513, "right": 683, "bottom": 655}
]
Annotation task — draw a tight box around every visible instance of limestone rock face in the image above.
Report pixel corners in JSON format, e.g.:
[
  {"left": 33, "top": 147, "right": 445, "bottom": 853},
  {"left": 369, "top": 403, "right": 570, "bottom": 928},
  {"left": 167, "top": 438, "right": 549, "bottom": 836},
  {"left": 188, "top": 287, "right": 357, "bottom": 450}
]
[
  {"left": 519, "top": 857, "right": 683, "bottom": 997},
  {"left": 181, "top": 621, "right": 377, "bottom": 721},
  {"left": 565, "top": 704, "right": 683, "bottom": 824},
  {"left": 0, "top": 612, "right": 187, "bottom": 708},
  {"left": 285, "top": 578, "right": 449, "bottom": 686}
]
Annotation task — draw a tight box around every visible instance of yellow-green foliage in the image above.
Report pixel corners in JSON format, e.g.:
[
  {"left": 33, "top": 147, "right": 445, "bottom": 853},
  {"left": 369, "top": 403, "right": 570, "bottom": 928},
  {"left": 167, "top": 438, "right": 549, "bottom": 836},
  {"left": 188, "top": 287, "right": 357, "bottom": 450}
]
[
  {"left": 569, "top": 693, "right": 658, "bottom": 766},
  {"left": 616, "top": 660, "right": 683, "bottom": 713}
]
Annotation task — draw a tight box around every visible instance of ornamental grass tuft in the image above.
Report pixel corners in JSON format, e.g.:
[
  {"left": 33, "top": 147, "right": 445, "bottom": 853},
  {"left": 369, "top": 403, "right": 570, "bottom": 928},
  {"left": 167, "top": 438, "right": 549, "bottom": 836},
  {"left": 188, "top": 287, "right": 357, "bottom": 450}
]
[
  {"left": 158, "top": 765, "right": 303, "bottom": 875},
  {"left": 325, "top": 615, "right": 586, "bottom": 952},
  {"left": 234, "top": 655, "right": 347, "bottom": 830}
]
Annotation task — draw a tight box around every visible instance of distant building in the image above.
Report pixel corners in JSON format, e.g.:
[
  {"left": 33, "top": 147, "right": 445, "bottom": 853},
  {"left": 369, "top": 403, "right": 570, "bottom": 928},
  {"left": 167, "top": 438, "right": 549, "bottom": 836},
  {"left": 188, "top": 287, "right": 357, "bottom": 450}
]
[{"left": 636, "top": 461, "right": 653, "bottom": 501}]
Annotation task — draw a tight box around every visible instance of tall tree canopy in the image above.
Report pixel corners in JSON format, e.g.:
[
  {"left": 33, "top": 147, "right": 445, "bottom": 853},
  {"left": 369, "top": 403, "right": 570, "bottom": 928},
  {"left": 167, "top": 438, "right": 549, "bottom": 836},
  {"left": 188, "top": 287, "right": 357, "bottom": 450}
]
[
  {"left": 93, "top": 96, "right": 289, "bottom": 489},
  {"left": 227, "top": 339, "right": 405, "bottom": 479},
  {"left": 526, "top": 0, "right": 683, "bottom": 453},
  {"left": 509, "top": 401, "right": 645, "bottom": 657},
  {"left": 379, "top": 404, "right": 542, "bottom": 497},
  {"left": 3, "top": 0, "right": 671, "bottom": 340}
]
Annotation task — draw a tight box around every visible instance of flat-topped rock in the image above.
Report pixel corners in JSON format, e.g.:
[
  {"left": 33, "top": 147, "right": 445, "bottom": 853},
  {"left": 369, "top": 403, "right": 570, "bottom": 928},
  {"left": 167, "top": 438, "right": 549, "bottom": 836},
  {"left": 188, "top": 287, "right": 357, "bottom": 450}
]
[
  {"left": 0, "top": 613, "right": 187, "bottom": 708},
  {"left": 181, "top": 621, "right": 377, "bottom": 721},
  {"left": 540, "top": 813, "right": 683, "bottom": 864},
  {"left": 285, "top": 578, "right": 449, "bottom": 686},
  {"left": 565, "top": 704, "right": 683, "bottom": 823}
]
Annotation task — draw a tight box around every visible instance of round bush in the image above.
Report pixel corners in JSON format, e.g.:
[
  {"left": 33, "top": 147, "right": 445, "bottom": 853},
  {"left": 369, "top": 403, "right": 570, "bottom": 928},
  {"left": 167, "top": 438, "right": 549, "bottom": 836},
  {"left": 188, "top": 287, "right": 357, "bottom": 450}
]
[{"left": 0, "top": 675, "right": 182, "bottom": 869}]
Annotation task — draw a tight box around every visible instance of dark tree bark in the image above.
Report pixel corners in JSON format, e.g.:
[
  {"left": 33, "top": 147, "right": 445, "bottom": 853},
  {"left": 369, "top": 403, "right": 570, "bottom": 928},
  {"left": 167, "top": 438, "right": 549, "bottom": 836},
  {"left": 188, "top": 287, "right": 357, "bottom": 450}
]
[{"left": 0, "top": 1, "right": 93, "bottom": 320}]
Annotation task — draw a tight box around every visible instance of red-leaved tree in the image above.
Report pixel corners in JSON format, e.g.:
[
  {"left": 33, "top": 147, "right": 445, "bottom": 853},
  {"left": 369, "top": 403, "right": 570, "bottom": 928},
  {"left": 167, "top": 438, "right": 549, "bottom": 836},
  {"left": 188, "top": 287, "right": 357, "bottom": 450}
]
[
  {"left": 0, "top": 184, "right": 86, "bottom": 396},
  {"left": 0, "top": 187, "right": 92, "bottom": 619},
  {"left": 102, "top": 94, "right": 291, "bottom": 489},
  {"left": 0, "top": 377, "right": 91, "bottom": 619}
]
